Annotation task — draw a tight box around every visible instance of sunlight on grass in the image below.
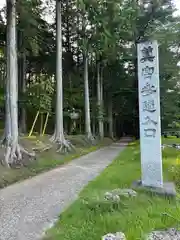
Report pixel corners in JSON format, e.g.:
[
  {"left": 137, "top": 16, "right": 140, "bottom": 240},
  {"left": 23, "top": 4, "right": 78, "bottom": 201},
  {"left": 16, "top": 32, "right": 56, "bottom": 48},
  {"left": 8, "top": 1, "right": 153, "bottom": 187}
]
[
  {"left": 176, "top": 155, "right": 180, "bottom": 165},
  {"left": 45, "top": 139, "right": 180, "bottom": 240}
]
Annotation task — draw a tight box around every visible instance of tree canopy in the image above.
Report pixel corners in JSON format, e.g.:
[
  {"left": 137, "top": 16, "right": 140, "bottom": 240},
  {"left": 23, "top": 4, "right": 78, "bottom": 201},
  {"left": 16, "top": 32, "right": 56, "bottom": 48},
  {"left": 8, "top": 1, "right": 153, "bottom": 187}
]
[{"left": 0, "top": 0, "right": 180, "bottom": 164}]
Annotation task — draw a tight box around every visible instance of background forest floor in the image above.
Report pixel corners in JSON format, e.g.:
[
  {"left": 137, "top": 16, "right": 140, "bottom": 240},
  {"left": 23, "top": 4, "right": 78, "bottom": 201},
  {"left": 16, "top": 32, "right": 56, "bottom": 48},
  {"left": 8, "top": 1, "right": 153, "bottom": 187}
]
[
  {"left": 0, "top": 134, "right": 113, "bottom": 189},
  {"left": 45, "top": 137, "right": 180, "bottom": 240}
]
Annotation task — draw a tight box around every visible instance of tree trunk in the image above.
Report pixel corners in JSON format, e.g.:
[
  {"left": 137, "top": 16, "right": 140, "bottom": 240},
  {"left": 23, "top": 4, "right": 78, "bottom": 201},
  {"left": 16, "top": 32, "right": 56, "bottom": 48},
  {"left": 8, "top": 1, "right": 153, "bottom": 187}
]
[
  {"left": 17, "top": 28, "right": 27, "bottom": 134},
  {"left": 92, "top": 117, "right": 96, "bottom": 136},
  {"left": 108, "top": 96, "right": 114, "bottom": 139},
  {"left": 19, "top": 51, "right": 27, "bottom": 133},
  {"left": 53, "top": 0, "right": 64, "bottom": 140},
  {"left": 5, "top": 10, "right": 11, "bottom": 154},
  {"left": 5, "top": 0, "right": 19, "bottom": 165},
  {"left": 97, "top": 62, "right": 104, "bottom": 139},
  {"left": 84, "top": 52, "right": 93, "bottom": 141},
  {"left": 2, "top": 0, "right": 34, "bottom": 167},
  {"left": 51, "top": 0, "right": 73, "bottom": 152}
]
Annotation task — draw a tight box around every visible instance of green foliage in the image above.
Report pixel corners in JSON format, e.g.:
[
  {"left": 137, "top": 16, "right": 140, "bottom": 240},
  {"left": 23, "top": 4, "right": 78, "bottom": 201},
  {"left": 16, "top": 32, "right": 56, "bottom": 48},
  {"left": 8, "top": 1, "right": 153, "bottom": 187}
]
[
  {"left": 0, "top": 0, "right": 180, "bottom": 135},
  {"left": 26, "top": 75, "right": 54, "bottom": 113},
  {"left": 96, "top": 104, "right": 105, "bottom": 121},
  {"left": 162, "top": 138, "right": 180, "bottom": 188},
  {"left": 168, "top": 121, "right": 180, "bottom": 130},
  {"left": 0, "top": 87, "right": 4, "bottom": 107}
]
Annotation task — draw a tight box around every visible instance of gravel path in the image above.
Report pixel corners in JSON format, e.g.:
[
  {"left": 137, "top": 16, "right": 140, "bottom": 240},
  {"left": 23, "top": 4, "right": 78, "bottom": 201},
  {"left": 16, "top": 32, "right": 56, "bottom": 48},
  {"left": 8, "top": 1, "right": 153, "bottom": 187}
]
[{"left": 0, "top": 138, "right": 130, "bottom": 240}]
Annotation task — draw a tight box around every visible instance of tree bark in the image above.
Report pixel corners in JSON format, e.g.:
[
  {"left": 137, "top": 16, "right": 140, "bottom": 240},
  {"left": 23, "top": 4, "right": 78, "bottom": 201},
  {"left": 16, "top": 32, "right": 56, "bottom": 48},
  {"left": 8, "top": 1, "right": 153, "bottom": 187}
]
[
  {"left": 3, "top": 0, "right": 34, "bottom": 167},
  {"left": 100, "top": 65, "right": 104, "bottom": 138},
  {"left": 84, "top": 52, "right": 93, "bottom": 141},
  {"left": 4, "top": 0, "right": 19, "bottom": 166},
  {"left": 4, "top": 7, "right": 11, "bottom": 156},
  {"left": 51, "top": 0, "right": 74, "bottom": 152},
  {"left": 97, "top": 62, "right": 104, "bottom": 139}
]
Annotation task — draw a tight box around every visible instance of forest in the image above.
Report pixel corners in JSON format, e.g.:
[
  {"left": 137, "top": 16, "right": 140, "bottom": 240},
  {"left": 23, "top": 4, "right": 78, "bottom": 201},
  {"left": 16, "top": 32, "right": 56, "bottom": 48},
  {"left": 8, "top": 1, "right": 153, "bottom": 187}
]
[{"left": 0, "top": 0, "right": 180, "bottom": 166}]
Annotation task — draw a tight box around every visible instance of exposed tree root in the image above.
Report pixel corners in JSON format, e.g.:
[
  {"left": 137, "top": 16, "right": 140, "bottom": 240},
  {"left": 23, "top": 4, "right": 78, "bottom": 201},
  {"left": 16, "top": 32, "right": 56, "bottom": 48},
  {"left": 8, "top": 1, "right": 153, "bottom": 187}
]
[
  {"left": 2, "top": 142, "right": 35, "bottom": 168},
  {"left": 50, "top": 133, "right": 75, "bottom": 154},
  {"left": 84, "top": 133, "right": 97, "bottom": 145},
  {"left": 49, "top": 133, "right": 56, "bottom": 143},
  {"left": 32, "top": 145, "right": 52, "bottom": 153},
  {"left": 32, "top": 140, "right": 52, "bottom": 153},
  {"left": 0, "top": 133, "right": 6, "bottom": 145}
]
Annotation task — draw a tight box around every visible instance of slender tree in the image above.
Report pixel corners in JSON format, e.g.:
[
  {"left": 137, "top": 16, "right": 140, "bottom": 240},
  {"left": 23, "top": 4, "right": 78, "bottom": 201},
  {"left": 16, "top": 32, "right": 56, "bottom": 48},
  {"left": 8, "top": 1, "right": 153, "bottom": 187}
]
[
  {"left": 97, "top": 61, "right": 104, "bottom": 139},
  {"left": 84, "top": 51, "right": 94, "bottom": 142},
  {"left": 51, "top": 0, "right": 73, "bottom": 152}
]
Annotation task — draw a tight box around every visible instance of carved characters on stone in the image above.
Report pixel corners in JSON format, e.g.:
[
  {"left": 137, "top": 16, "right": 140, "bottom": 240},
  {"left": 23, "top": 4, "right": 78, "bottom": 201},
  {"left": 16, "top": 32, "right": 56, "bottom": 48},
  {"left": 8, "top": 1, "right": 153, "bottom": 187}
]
[
  {"left": 140, "top": 46, "right": 155, "bottom": 63},
  {"left": 142, "top": 66, "right": 154, "bottom": 80},
  {"left": 142, "top": 116, "right": 157, "bottom": 138},
  {"left": 139, "top": 43, "right": 158, "bottom": 139},
  {"left": 141, "top": 82, "right": 157, "bottom": 96},
  {"left": 138, "top": 40, "right": 163, "bottom": 188},
  {"left": 143, "top": 100, "right": 156, "bottom": 113},
  {"left": 142, "top": 116, "right": 157, "bottom": 126},
  {"left": 144, "top": 128, "right": 156, "bottom": 138}
]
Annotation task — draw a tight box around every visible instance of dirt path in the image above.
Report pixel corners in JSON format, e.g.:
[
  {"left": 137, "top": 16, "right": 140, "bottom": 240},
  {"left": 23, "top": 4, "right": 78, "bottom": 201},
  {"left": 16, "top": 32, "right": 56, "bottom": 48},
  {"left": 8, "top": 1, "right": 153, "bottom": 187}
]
[{"left": 0, "top": 138, "right": 130, "bottom": 240}]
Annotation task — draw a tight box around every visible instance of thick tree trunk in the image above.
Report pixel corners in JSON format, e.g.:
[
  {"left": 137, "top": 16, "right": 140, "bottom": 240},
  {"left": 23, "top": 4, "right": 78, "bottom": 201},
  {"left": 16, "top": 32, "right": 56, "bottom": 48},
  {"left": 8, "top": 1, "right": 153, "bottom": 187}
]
[
  {"left": 4, "top": 14, "right": 11, "bottom": 157},
  {"left": 51, "top": 0, "right": 73, "bottom": 152},
  {"left": 97, "top": 62, "right": 104, "bottom": 139},
  {"left": 2, "top": 0, "right": 34, "bottom": 167},
  {"left": 9, "top": 0, "right": 18, "bottom": 149},
  {"left": 5, "top": 0, "right": 19, "bottom": 166},
  {"left": 84, "top": 53, "right": 94, "bottom": 142}
]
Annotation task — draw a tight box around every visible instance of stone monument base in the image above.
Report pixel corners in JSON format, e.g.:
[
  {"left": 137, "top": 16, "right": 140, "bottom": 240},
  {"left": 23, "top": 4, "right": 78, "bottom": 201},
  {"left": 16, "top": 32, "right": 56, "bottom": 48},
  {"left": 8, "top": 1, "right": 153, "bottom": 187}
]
[{"left": 132, "top": 180, "right": 176, "bottom": 197}]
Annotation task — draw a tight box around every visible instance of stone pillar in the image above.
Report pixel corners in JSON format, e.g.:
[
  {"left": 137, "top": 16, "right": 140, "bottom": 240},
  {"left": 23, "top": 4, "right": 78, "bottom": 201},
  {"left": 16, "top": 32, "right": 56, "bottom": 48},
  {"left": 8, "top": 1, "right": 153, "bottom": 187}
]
[{"left": 137, "top": 40, "right": 163, "bottom": 188}]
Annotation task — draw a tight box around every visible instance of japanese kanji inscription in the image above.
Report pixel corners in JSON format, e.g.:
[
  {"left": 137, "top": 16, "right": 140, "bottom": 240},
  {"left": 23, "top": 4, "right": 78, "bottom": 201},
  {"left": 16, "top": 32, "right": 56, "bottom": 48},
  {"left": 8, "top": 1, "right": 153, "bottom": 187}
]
[{"left": 137, "top": 40, "right": 163, "bottom": 188}]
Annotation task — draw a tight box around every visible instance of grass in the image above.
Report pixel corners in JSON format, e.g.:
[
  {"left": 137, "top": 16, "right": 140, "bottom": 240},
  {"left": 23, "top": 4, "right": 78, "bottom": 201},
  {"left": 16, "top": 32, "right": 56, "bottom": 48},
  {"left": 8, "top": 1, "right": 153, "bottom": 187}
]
[
  {"left": 0, "top": 135, "right": 113, "bottom": 189},
  {"left": 162, "top": 136, "right": 180, "bottom": 145},
  {"left": 45, "top": 137, "right": 180, "bottom": 240}
]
